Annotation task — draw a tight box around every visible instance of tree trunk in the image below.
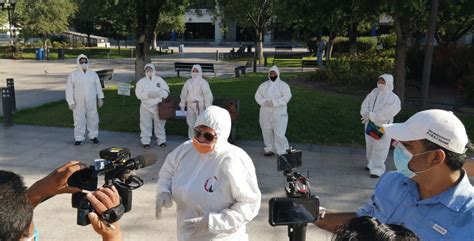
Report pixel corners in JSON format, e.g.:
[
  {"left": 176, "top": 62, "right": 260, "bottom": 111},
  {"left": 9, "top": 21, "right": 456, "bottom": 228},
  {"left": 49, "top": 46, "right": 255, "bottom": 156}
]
[
  {"left": 348, "top": 23, "right": 358, "bottom": 55},
  {"left": 134, "top": 1, "right": 163, "bottom": 81},
  {"left": 87, "top": 35, "right": 92, "bottom": 47},
  {"left": 255, "top": 29, "right": 264, "bottom": 64},
  {"left": 420, "top": 0, "right": 440, "bottom": 110},
  {"left": 117, "top": 39, "right": 121, "bottom": 55},
  {"left": 394, "top": 18, "right": 409, "bottom": 108},
  {"left": 326, "top": 33, "right": 336, "bottom": 62},
  {"left": 152, "top": 32, "right": 158, "bottom": 51},
  {"left": 42, "top": 38, "right": 50, "bottom": 60}
]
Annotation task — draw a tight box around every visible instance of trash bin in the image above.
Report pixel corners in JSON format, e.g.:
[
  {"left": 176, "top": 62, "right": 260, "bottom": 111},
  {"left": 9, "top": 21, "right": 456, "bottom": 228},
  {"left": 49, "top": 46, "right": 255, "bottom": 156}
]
[
  {"left": 57, "top": 48, "right": 65, "bottom": 60},
  {"left": 178, "top": 44, "right": 184, "bottom": 53},
  {"left": 35, "top": 48, "right": 44, "bottom": 60}
]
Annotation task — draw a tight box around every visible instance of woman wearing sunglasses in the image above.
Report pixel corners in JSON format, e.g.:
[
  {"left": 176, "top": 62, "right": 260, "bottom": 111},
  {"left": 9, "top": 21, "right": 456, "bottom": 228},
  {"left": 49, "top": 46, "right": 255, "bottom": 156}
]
[{"left": 156, "top": 106, "right": 261, "bottom": 241}]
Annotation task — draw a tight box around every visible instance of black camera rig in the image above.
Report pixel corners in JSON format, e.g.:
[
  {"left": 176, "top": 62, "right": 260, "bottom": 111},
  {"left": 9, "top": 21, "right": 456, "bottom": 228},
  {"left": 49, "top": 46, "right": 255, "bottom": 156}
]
[
  {"left": 269, "top": 147, "right": 320, "bottom": 241},
  {"left": 67, "top": 147, "right": 157, "bottom": 225}
]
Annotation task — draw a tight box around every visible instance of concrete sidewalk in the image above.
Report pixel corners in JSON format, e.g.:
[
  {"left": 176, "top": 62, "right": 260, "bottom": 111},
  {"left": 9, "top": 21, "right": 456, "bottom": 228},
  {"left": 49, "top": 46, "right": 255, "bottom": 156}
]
[{"left": 0, "top": 124, "right": 383, "bottom": 241}]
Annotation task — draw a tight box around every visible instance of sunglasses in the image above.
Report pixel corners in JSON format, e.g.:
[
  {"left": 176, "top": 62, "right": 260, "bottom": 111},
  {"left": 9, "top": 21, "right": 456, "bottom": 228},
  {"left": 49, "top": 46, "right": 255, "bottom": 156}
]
[{"left": 193, "top": 127, "right": 217, "bottom": 142}]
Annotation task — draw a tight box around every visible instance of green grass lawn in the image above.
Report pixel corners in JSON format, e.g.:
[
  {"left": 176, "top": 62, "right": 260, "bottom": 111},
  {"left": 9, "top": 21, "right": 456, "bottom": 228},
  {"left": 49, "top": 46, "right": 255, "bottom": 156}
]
[{"left": 3, "top": 73, "right": 474, "bottom": 147}]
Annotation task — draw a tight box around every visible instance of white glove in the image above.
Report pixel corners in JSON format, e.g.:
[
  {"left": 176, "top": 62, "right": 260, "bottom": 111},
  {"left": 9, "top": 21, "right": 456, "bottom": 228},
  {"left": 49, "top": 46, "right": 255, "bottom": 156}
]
[
  {"left": 180, "top": 107, "right": 185, "bottom": 112},
  {"left": 98, "top": 98, "right": 104, "bottom": 108},
  {"left": 155, "top": 192, "right": 172, "bottom": 219},
  {"left": 369, "top": 112, "right": 377, "bottom": 122},
  {"left": 361, "top": 115, "right": 369, "bottom": 124},
  {"left": 263, "top": 100, "right": 273, "bottom": 107},
  {"left": 160, "top": 90, "right": 169, "bottom": 99},
  {"left": 68, "top": 104, "right": 76, "bottom": 110},
  {"left": 148, "top": 90, "right": 161, "bottom": 98},
  {"left": 182, "top": 206, "right": 208, "bottom": 238}
]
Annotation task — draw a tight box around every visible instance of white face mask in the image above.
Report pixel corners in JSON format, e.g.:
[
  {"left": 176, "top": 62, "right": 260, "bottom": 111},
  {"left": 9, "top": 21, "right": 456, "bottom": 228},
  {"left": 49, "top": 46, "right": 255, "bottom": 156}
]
[
  {"left": 80, "top": 63, "right": 88, "bottom": 70},
  {"left": 191, "top": 72, "right": 199, "bottom": 79},
  {"left": 146, "top": 71, "right": 153, "bottom": 79},
  {"left": 377, "top": 84, "right": 385, "bottom": 91}
]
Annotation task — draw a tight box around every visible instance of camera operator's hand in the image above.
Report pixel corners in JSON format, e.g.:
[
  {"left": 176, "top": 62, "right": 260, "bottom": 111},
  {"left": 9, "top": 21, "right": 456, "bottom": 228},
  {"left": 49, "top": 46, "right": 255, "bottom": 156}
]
[
  {"left": 27, "top": 161, "right": 87, "bottom": 208},
  {"left": 87, "top": 186, "right": 123, "bottom": 241},
  {"left": 155, "top": 192, "right": 173, "bottom": 219}
]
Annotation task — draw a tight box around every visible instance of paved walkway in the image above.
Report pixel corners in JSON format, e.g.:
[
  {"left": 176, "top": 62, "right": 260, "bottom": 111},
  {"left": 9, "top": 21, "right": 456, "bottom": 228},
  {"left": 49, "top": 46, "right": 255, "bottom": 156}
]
[{"left": 0, "top": 124, "right": 382, "bottom": 241}]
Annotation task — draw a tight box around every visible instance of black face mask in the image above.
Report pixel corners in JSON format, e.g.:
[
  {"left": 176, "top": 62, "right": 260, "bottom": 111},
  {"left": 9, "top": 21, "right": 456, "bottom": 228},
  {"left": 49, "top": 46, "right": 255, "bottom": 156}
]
[{"left": 270, "top": 76, "right": 278, "bottom": 81}]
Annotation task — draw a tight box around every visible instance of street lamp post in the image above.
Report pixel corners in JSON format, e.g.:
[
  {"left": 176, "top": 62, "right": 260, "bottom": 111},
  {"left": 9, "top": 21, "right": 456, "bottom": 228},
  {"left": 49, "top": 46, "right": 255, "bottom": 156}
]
[{"left": 0, "top": 0, "right": 17, "bottom": 59}]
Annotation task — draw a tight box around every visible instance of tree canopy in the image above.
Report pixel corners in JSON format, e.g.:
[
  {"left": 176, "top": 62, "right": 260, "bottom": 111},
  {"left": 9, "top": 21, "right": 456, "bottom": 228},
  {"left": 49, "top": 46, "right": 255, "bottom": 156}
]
[{"left": 14, "top": 0, "right": 77, "bottom": 39}]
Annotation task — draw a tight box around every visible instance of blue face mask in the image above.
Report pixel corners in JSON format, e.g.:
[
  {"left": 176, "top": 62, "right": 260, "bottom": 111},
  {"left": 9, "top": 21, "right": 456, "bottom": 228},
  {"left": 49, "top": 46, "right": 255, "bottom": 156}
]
[
  {"left": 393, "top": 142, "right": 436, "bottom": 178},
  {"left": 393, "top": 144, "right": 416, "bottom": 178}
]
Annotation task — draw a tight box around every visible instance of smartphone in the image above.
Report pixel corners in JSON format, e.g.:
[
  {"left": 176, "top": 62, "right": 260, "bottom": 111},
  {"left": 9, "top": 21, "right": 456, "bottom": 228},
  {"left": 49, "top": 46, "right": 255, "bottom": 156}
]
[{"left": 269, "top": 197, "right": 319, "bottom": 226}]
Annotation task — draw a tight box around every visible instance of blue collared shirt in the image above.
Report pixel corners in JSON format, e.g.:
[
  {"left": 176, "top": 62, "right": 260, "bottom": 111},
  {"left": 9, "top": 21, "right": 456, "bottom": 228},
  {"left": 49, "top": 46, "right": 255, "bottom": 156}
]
[{"left": 357, "top": 171, "right": 474, "bottom": 241}]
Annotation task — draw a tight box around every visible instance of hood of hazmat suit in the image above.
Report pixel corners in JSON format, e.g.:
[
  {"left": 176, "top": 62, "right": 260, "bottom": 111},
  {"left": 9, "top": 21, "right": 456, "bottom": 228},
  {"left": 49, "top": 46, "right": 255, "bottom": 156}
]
[{"left": 157, "top": 106, "right": 261, "bottom": 241}]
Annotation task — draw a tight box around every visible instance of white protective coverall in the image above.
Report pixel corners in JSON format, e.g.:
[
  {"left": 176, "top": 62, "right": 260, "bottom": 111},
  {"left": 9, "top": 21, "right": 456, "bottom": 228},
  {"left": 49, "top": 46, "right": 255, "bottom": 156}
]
[
  {"left": 65, "top": 54, "right": 104, "bottom": 141},
  {"left": 255, "top": 66, "right": 292, "bottom": 155},
  {"left": 157, "top": 106, "right": 261, "bottom": 241},
  {"left": 179, "top": 64, "right": 214, "bottom": 139},
  {"left": 135, "top": 63, "right": 170, "bottom": 145},
  {"left": 360, "top": 74, "right": 401, "bottom": 176}
]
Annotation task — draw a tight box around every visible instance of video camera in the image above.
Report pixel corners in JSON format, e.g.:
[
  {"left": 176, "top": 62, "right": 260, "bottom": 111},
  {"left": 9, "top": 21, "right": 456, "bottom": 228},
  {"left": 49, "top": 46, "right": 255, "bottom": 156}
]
[
  {"left": 67, "top": 147, "right": 157, "bottom": 226},
  {"left": 268, "top": 147, "right": 319, "bottom": 241}
]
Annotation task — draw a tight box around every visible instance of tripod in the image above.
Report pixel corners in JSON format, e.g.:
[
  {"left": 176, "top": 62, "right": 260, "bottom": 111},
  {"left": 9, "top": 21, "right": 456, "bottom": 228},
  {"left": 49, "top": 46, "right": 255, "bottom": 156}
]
[
  {"left": 288, "top": 223, "right": 307, "bottom": 241},
  {"left": 284, "top": 170, "right": 311, "bottom": 241}
]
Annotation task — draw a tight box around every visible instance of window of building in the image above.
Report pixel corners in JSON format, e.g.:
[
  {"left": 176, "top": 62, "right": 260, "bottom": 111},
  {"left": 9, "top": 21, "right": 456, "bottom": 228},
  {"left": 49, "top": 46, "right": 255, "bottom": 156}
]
[{"left": 184, "top": 23, "right": 215, "bottom": 40}]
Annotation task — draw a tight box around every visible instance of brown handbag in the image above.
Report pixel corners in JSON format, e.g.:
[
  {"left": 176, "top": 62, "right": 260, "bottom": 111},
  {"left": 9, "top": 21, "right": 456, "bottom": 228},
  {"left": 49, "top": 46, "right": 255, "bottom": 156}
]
[
  {"left": 158, "top": 96, "right": 176, "bottom": 120},
  {"left": 225, "top": 101, "right": 239, "bottom": 122}
]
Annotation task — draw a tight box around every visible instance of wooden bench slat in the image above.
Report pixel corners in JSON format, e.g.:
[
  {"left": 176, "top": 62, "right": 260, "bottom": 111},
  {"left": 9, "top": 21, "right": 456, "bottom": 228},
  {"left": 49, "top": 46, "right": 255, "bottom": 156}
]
[
  {"left": 96, "top": 69, "right": 114, "bottom": 88},
  {"left": 174, "top": 62, "right": 215, "bottom": 77}
]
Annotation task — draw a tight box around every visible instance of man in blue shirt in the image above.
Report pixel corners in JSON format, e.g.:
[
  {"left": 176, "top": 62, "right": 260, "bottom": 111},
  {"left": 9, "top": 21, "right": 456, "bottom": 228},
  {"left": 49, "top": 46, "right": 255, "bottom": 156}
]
[{"left": 315, "top": 109, "right": 474, "bottom": 240}]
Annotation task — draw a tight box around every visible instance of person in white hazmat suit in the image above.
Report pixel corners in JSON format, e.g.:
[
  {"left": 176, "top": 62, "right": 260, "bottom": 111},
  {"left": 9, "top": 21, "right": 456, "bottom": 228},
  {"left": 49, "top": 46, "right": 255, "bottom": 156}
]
[
  {"left": 179, "top": 64, "right": 214, "bottom": 139},
  {"left": 255, "top": 65, "right": 292, "bottom": 156},
  {"left": 135, "top": 63, "right": 170, "bottom": 149},
  {"left": 156, "top": 106, "right": 261, "bottom": 241},
  {"left": 66, "top": 54, "right": 104, "bottom": 146},
  {"left": 360, "top": 74, "right": 401, "bottom": 178}
]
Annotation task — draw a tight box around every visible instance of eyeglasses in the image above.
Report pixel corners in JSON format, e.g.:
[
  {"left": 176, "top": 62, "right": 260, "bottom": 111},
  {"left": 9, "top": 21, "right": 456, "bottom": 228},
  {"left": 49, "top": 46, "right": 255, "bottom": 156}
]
[{"left": 193, "top": 127, "right": 216, "bottom": 142}]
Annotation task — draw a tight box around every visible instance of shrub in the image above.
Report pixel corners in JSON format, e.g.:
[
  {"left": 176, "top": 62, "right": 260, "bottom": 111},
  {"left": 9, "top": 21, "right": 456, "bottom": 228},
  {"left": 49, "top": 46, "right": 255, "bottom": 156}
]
[
  {"left": 377, "top": 34, "right": 396, "bottom": 49},
  {"left": 332, "top": 37, "right": 377, "bottom": 55},
  {"left": 406, "top": 44, "right": 474, "bottom": 87},
  {"left": 307, "top": 52, "right": 394, "bottom": 91}
]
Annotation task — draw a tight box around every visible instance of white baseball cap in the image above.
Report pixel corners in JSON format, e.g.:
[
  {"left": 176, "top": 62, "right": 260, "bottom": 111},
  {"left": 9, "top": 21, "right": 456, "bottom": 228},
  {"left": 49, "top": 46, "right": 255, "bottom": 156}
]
[{"left": 383, "top": 109, "right": 468, "bottom": 154}]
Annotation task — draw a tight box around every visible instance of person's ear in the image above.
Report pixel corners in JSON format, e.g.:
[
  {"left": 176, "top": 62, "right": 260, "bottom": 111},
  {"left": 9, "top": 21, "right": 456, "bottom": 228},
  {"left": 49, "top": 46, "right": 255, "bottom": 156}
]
[{"left": 431, "top": 149, "right": 446, "bottom": 166}]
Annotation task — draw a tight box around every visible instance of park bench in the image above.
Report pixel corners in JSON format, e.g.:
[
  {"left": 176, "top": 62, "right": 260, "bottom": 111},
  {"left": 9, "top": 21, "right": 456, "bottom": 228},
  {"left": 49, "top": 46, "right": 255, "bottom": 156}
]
[
  {"left": 96, "top": 69, "right": 114, "bottom": 88},
  {"left": 174, "top": 62, "right": 216, "bottom": 77},
  {"left": 159, "top": 45, "right": 174, "bottom": 53},
  {"left": 301, "top": 59, "right": 326, "bottom": 71},
  {"left": 235, "top": 60, "right": 253, "bottom": 77},
  {"left": 172, "top": 97, "right": 240, "bottom": 143}
]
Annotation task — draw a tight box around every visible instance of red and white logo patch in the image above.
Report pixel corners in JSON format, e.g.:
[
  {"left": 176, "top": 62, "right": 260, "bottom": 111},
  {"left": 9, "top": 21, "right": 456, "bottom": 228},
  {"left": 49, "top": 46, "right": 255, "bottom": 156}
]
[{"left": 204, "top": 176, "right": 218, "bottom": 193}]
